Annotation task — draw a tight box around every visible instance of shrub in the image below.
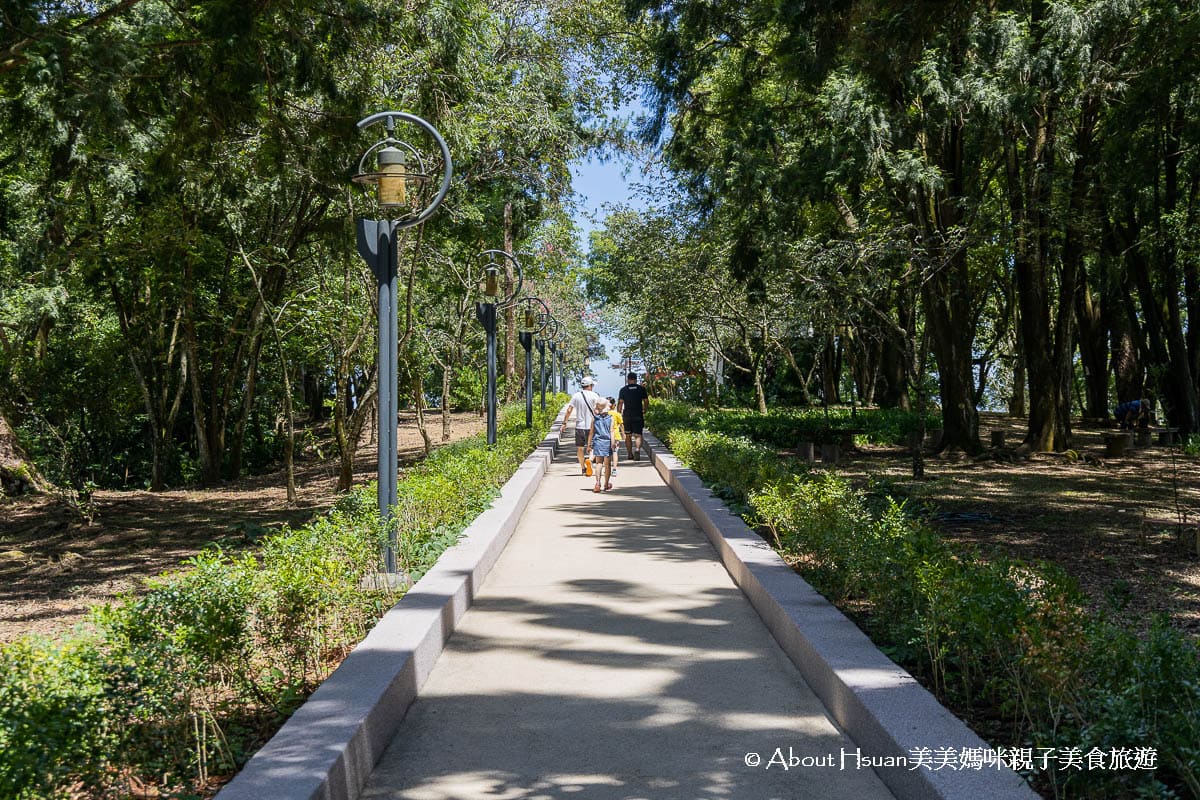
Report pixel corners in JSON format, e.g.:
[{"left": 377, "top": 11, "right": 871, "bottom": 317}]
[
  {"left": 669, "top": 429, "right": 794, "bottom": 507},
  {"left": 654, "top": 403, "right": 1200, "bottom": 798},
  {"left": 0, "top": 636, "right": 117, "bottom": 798},
  {"left": 0, "top": 397, "right": 567, "bottom": 798}
]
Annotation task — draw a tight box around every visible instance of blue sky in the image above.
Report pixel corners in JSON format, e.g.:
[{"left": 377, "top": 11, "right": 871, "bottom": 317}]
[{"left": 570, "top": 151, "right": 648, "bottom": 398}]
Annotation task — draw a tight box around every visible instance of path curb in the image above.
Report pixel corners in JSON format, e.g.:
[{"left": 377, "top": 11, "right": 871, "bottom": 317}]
[
  {"left": 642, "top": 431, "right": 1039, "bottom": 800},
  {"left": 216, "top": 409, "right": 568, "bottom": 800}
]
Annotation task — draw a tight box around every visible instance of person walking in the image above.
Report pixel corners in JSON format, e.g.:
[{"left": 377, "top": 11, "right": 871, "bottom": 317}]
[
  {"left": 563, "top": 376, "right": 602, "bottom": 475},
  {"left": 586, "top": 397, "right": 615, "bottom": 492},
  {"left": 606, "top": 396, "right": 624, "bottom": 475},
  {"left": 616, "top": 372, "right": 649, "bottom": 460}
]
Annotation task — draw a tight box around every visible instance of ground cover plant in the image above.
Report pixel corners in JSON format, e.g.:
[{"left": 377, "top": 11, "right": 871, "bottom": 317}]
[
  {"left": 0, "top": 399, "right": 564, "bottom": 799},
  {"left": 647, "top": 401, "right": 1200, "bottom": 799}
]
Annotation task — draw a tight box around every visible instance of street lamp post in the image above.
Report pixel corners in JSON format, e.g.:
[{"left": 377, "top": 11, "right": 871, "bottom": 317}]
[
  {"left": 516, "top": 298, "right": 550, "bottom": 428},
  {"left": 559, "top": 349, "right": 568, "bottom": 393},
  {"left": 540, "top": 317, "right": 559, "bottom": 409},
  {"left": 536, "top": 336, "right": 547, "bottom": 410},
  {"left": 352, "top": 111, "right": 451, "bottom": 574},
  {"left": 475, "top": 250, "right": 522, "bottom": 445}
]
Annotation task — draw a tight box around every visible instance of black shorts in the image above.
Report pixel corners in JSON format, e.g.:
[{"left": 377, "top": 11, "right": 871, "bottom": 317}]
[
  {"left": 624, "top": 416, "right": 644, "bottom": 435},
  {"left": 575, "top": 427, "right": 588, "bottom": 447}
]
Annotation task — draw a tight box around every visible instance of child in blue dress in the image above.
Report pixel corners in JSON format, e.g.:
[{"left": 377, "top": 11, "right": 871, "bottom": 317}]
[{"left": 586, "top": 397, "right": 615, "bottom": 493}]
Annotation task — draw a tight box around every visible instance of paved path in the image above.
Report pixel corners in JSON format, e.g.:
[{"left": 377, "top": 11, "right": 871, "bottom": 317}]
[{"left": 360, "top": 427, "right": 897, "bottom": 800}]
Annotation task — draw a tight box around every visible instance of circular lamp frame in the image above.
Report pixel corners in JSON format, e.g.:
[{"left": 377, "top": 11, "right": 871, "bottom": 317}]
[
  {"left": 353, "top": 111, "right": 452, "bottom": 229},
  {"left": 477, "top": 249, "right": 524, "bottom": 307},
  {"left": 517, "top": 296, "right": 551, "bottom": 335}
]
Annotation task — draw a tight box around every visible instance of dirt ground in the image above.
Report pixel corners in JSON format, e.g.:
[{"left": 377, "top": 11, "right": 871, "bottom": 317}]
[
  {"left": 4, "top": 410, "right": 1197, "bottom": 644},
  {"left": 825, "top": 412, "right": 1200, "bottom": 637},
  {"left": 0, "top": 411, "right": 486, "bottom": 643}
]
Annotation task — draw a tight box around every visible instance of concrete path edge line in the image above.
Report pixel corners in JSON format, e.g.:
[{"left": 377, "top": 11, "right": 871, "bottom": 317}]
[
  {"left": 216, "top": 408, "right": 569, "bottom": 800},
  {"left": 642, "top": 431, "right": 1039, "bottom": 800}
]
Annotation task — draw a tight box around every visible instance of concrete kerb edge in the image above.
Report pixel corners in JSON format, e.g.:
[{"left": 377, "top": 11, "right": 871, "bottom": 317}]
[
  {"left": 217, "top": 406, "right": 570, "bottom": 800},
  {"left": 641, "top": 431, "right": 1039, "bottom": 800}
]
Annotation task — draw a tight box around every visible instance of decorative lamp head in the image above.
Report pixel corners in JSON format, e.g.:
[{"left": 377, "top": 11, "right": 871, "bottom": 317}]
[{"left": 352, "top": 111, "right": 452, "bottom": 228}]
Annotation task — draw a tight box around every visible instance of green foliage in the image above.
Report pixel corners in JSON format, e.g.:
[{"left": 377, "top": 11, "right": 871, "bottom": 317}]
[
  {"left": 0, "top": 0, "right": 607, "bottom": 492},
  {"left": 698, "top": 406, "right": 941, "bottom": 447},
  {"left": 643, "top": 399, "right": 700, "bottom": 445},
  {"left": 0, "top": 637, "right": 117, "bottom": 798},
  {"left": 653, "top": 403, "right": 1200, "bottom": 798},
  {"left": 0, "top": 400, "right": 565, "bottom": 797},
  {"left": 668, "top": 429, "right": 793, "bottom": 509},
  {"left": 646, "top": 399, "right": 941, "bottom": 447}
]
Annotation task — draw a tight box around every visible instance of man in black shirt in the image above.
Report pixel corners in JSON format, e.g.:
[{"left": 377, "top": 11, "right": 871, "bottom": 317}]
[{"left": 616, "top": 372, "right": 649, "bottom": 460}]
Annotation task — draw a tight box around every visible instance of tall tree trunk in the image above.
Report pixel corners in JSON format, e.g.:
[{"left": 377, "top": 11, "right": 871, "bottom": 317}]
[
  {"left": 922, "top": 270, "right": 979, "bottom": 453},
  {"left": 1075, "top": 281, "right": 1109, "bottom": 421},
  {"left": 1007, "top": 110, "right": 1072, "bottom": 451},
  {"left": 441, "top": 364, "right": 452, "bottom": 442},
  {"left": 1009, "top": 321, "right": 1027, "bottom": 418},
  {"left": 245, "top": 255, "right": 295, "bottom": 503},
  {"left": 820, "top": 333, "right": 840, "bottom": 404},
  {"left": 414, "top": 373, "right": 432, "bottom": 455},
  {"left": 229, "top": 318, "right": 265, "bottom": 479},
  {"left": 0, "top": 410, "right": 47, "bottom": 495}
]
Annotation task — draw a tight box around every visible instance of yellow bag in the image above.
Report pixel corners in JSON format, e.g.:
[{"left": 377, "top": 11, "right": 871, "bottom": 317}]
[{"left": 585, "top": 459, "right": 593, "bottom": 476}]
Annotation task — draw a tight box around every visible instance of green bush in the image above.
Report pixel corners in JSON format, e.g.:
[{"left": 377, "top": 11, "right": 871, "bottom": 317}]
[
  {"left": 0, "top": 397, "right": 567, "bottom": 799},
  {"left": 644, "top": 399, "right": 700, "bottom": 445},
  {"left": 669, "top": 429, "right": 794, "bottom": 508},
  {"left": 654, "top": 403, "right": 1200, "bottom": 799},
  {"left": 0, "top": 637, "right": 117, "bottom": 798},
  {"left": 646, "top": 400, "right": 940, "bottom": 448}
]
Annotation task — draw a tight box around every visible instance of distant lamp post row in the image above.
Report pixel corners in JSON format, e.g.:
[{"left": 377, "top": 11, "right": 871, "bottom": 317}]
[
  {"left": 475, "top": 250, "right": 522, "bottom": 446},
  {"left": 351, "top": 109, "right": 575, "bottom": 573},
  {"left": 472, "top": 261, "right": 571, "bottom": 438},
  {"left": 516, "top": 297, "right": 551, "bottom": 430}
]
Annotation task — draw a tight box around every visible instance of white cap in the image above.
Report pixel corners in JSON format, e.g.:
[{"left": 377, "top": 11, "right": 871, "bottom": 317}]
[{"left": 581, "top": 375, "right": 595, "bottom": 386}]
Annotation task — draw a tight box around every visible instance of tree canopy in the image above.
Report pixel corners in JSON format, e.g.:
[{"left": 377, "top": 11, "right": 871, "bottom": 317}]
[
  {"left": 586, "top": 0, "right": 1199, "bottom": 452},
  {"left": 0, "top": 0, "right": 615, "bottom": 493}
]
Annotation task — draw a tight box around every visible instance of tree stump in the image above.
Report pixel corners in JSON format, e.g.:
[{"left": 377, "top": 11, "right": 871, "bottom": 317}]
[
  {"left": 1103, "top": 432, "right": 1133, "bottom": 457},
  {"left": 797, "top": 442, "right": 815, "bottom": 463},
  {"left": 991, "top": 430, "right": 1006, "bottom": 447},
  {"left": 820, "top": 443, "right": 840, "bottom": 464}
]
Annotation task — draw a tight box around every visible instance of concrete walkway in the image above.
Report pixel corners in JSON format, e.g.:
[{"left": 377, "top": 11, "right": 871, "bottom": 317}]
[{"left": 359, "top": 426, "right": 897, "bottom": 800}]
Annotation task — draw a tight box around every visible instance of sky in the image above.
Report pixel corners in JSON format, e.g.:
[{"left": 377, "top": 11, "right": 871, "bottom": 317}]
[{"left": 569, "top": 151, "right": 649, "bottom": 399}]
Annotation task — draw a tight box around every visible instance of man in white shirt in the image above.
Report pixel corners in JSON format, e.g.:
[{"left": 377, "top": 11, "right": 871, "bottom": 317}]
[{"left": 563, "top": 376, "right": 602, "bottom": 475}]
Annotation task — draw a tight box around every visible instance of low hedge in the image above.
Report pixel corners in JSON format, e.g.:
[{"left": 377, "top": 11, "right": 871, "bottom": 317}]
[
  {"left": 647, "top": 400, "right": 1200, "bottom": 799},
  {"left": 648, "top": 400, "right": 941, "bottom": 447},
  {"left": 0, "top": 397, "right": 566, "bottom": 799}
]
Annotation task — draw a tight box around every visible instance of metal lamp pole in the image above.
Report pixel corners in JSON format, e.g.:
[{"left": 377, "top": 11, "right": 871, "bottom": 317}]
[
  {"left": 353, "top": 111, "right": 451, "bottom": 574},
  {"left": 475, "top": 250, "right": 522, "bottom": 446},
  {"left": 540, "top": 317, "right": 559, "bottom": 408},
  {"left": 516, "top": 298, "right": 550, "bottom": 428},
  {"left": 537, "top": 336, "right": 547, "bottom": 409}
]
